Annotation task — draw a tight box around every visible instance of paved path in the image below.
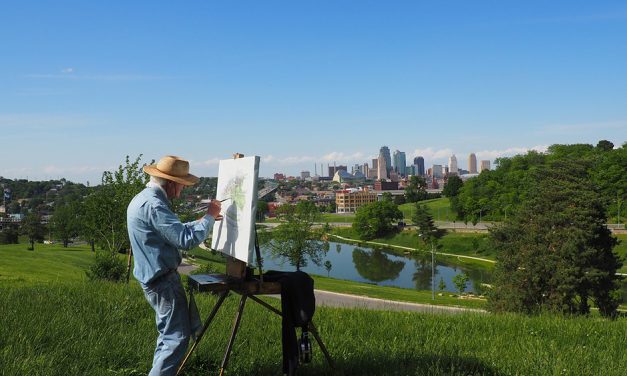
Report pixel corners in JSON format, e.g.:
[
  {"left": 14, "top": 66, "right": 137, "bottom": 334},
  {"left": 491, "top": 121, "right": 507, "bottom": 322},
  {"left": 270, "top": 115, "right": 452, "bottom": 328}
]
[{"left": 177, "top": 262, "right": 485, "bottom": 314}]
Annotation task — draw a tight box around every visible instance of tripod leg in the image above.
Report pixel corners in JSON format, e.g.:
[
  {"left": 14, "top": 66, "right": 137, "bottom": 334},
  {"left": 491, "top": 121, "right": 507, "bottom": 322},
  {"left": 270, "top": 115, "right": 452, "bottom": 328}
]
[
  {"left": 219, "top": 294, "right": 248, "bottom": 376},
  {"left": 309, "top": 322, "right": 334, "bottom": 369},
  {"left": 177, "top": 291, "right": 229, "bottom": 375}
]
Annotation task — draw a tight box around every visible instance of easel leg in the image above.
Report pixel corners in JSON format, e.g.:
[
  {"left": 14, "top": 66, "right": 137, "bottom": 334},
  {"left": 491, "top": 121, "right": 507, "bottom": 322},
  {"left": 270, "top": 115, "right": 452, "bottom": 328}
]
[
  {"left": 219, "top": 294, "right": 248, "bottom": 376},
  {"left": 309, "top": 322, "right": 335, "bottom": 369},
  {"left": 177, "top": 291, "right": 229, "bottom": 375},
  {"left": 249, "top": 296, "right": 335, "bottom": 369}
]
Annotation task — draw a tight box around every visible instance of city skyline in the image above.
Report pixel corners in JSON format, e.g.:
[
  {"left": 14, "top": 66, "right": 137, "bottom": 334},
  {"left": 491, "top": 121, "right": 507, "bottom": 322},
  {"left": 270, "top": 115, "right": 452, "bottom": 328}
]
[{"left": 1, "top": 1, "right": 626, "bottom": 183}]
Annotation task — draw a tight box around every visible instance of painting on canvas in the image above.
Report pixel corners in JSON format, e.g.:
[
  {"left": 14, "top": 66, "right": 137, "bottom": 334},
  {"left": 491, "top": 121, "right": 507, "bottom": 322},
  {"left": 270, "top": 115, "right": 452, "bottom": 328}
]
[{"left": 211, "top": 156, "right": 260, "bottom": 264}]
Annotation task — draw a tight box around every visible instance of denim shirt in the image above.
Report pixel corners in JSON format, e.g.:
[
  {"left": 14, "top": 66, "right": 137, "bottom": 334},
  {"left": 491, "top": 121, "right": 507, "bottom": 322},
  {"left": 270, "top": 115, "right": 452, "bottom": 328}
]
[{"left": 127, "top": 187, "right": 215, "bottom": 285}]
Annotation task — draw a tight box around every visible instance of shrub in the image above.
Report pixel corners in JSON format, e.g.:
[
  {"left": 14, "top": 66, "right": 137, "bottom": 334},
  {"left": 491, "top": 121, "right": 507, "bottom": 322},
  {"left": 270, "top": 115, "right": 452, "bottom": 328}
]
[{"left": 87, "top": 251, "right": 126, "bottom": 282}]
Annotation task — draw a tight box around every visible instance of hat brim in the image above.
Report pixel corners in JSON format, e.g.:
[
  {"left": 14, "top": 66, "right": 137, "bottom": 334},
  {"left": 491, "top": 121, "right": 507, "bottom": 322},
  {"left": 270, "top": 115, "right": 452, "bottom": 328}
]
[{"left": 143, "top": 165, "right": 199, "bottom": 186}]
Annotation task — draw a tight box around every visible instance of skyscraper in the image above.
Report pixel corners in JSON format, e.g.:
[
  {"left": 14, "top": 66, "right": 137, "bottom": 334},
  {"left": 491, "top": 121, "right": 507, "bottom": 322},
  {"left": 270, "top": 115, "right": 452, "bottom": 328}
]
[
  {"left": 432, "top": 164, "right": 443, "bottom": 178},
  {"left": 380, "top": 146, "right": 392, "bottom": 175},
  {"left": 393, "top": 150, "right": 407, "bottom": 177},
  {"left": 449, "top": 155, "right": 458, "bottom": 175},
  {"left": 480, "top": 160, "right": 491, "bottom": 172},
  {"left": 413, "top": 156, "right": 425, "bottom": 176},
  {"left": 377, "top": 152, "right": 388, "bottom": 180},
  {"left": 468, "top": 153, "right": 477, "bottom": 174}
]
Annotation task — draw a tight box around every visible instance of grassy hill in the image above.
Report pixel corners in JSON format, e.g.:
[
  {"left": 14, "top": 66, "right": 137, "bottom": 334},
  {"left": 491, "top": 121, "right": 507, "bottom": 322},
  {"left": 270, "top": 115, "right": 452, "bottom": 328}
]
[{"left": 1, "top": 242, "right": 626, "bottom": 375}]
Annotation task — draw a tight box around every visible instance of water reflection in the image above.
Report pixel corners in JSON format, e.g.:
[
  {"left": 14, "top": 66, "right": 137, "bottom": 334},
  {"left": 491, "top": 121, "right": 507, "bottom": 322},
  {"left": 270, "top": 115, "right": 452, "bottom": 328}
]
[
  {"left": 412, "top": 259, "right": 436, "bottom": 291},
  {"left": 352, "top": 248, "right": 405, "bottom": 282}
]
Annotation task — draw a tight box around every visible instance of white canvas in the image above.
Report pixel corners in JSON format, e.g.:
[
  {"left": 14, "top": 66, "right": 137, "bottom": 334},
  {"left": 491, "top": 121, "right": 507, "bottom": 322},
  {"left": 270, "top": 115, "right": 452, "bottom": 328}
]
[{"left": 211, "top": 156, "right": 260, "bottom": 264}]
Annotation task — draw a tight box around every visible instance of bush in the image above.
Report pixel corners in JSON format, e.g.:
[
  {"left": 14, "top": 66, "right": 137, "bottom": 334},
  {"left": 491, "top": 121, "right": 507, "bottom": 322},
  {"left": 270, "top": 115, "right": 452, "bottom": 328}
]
[{"left": 87, "top": 251, "right": 126, "bottom": 282}]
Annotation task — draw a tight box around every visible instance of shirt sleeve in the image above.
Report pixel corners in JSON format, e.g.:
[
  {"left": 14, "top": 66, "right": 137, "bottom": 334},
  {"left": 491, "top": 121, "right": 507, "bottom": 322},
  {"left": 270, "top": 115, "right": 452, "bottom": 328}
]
[{"left": 149, "top": 202, "right": 215, "bottom": 250}]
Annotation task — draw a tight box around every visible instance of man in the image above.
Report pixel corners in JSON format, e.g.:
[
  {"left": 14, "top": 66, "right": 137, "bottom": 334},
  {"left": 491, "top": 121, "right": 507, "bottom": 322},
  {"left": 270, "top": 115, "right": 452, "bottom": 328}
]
[{"left": 127, "top": 155, "right": 222, "bottom": 376}]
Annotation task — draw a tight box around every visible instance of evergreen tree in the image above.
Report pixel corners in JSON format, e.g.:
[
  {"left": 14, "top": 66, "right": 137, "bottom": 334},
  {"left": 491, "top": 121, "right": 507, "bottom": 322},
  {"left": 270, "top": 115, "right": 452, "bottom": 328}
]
[{"left": 488, "top": 160, "right": 623, "bottom": 317}]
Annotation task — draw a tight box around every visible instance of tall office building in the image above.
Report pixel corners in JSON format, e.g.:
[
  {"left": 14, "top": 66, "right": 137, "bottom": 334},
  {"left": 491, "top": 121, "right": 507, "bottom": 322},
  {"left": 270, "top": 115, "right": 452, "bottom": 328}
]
[
  {"left": 480, "top": 160, "right": 491, "bottom": 172},
  {"left": 448, "top": 155, "right": 458, "bottom": 175},
  {"left": 377, "top": 152, "right": 388, "bottom": 180},
  {"left": 432, "top": 164, "right": 443, "bottom": 178},
  {"left": 300, "top": 171, "right": 311, "bottom": 180},
  {"left": 468, "top": 153, "right": 477, "bottom": 174},
  {"left": 393, "top": 150, "right": 407, "bottom": 177},
  {"left": 380, "top": 146, "right": 392, "bottom": 175},
  {"left": 413, "top": 156, "right": 425, "bottom": 176}
]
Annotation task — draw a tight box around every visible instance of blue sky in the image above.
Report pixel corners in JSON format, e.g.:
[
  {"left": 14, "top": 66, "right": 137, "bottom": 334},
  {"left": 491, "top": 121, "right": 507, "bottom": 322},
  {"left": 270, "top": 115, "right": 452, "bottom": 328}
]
[{"left": 1, "top": 1, "right": 626, "bottom": 183}]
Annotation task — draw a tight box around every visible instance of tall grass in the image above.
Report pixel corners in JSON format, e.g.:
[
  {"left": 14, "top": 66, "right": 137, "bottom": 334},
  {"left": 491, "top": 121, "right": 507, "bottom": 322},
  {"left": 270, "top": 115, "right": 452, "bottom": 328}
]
[{"left": 1, "top": 281, "right": 625, "bottom": 375}]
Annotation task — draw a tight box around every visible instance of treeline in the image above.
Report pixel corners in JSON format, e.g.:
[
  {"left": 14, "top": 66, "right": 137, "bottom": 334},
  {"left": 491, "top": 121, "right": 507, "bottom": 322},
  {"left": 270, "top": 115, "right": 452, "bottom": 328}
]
[{"left": 452, "top": 140, "right": 626, "bottom": 224}]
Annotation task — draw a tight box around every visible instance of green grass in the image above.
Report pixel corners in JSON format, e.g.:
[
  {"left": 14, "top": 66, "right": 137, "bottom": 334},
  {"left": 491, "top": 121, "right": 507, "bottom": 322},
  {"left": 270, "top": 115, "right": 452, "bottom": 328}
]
[
  {"left": 1, "top": 281, "right": 625, "bottom": 375},
  {"left": 312, "top": 274, "right": 486, "bottom": 310},
  {"left": 320, "top": 213, "right": 355, "bottom": 223},
  {"left": 0, "top": 242, "right": 96, "bottom": 284},
  {"left": 400, "top": 197, "right": 455, "bottom": 222}
]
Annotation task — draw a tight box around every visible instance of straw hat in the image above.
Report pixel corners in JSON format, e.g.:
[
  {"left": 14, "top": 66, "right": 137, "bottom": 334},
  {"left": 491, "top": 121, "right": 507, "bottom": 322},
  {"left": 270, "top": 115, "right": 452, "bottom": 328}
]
[{"left": 143, "top": 155, "right": 199, "bottom": 186}]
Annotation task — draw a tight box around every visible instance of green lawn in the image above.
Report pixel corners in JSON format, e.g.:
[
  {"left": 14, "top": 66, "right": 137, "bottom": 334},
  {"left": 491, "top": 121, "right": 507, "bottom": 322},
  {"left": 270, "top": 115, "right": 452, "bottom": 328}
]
[
  {"left": 1, "top": 281, "right": 625, "bottom": 375},
  {"left": 400, "top": 197, "right": 456, "bottom": 222},
  {"left": 0, "top": 242, "right": 96, "bottom": 284}
]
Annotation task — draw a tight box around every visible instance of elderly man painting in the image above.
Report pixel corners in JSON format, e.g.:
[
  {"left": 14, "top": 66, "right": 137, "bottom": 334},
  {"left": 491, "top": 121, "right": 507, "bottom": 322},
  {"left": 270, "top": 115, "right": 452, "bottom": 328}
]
[{"left": 127, "top": 155, "right": 222, "bottom": 376}]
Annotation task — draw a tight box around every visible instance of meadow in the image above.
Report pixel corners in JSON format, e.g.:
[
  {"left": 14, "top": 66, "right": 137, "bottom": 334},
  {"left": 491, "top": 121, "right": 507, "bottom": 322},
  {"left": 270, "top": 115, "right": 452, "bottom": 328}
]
[{"left": 1, "top": 243, "right": 626, "bottom": 375}]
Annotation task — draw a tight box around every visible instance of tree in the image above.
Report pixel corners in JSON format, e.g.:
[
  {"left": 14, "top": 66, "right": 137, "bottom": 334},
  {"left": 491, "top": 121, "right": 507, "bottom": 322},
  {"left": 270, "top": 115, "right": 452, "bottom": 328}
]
[
  {"left": 412, "top": 203, "right": 446, "bottom": 244},
  {"left": 453, "top": 273, "right": 469, "bottom": 294},
  {"left": 0, "top": 225, "right": 19, "bottom": 244},
  {"left": 487, "top": 160, "right": 623, "bottom": 317},
  {"left": 438, "top": 277, "right": 446, "bottom": 292},
  {"left": 324, "top": 260, "right": 332, "bottom": 277},
  {"left": 81, "top": 155, "right": 150, "bottom": 282},
  {"left": 20, "top": 213, "right": 45, "bottom": 250},
  {"left": 256, "top": 200, "right": 269, "bottom": 222},
  {"left": 352, "top": 200, "right": 403, "bottom": 240},
  {"left": 596, "top": 140, "right": 614, "bottom": 151},
  {"left": 51, "top": 203, "right": 80, "bottom": 247},
  {"left": 405, "top": 176, "right": 427, "bottom": 203},
  {"left": 266, "top": 201, "right": 328, "bottom": 271},
  {"left": 443, "top": 175, "right": 463, "bottom": 198},
  {"left": 352, "top": 248, "right": 404, "bottom": 282},
  {"left": 80, "top": 155, "right": 149, "bottom": 254}
]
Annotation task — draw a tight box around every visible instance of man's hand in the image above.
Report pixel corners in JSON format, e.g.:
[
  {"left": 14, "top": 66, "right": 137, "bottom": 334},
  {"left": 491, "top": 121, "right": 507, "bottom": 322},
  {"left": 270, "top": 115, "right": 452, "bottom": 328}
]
[{"left": 207, "top": 199, "right": 223, "bottom": 220}]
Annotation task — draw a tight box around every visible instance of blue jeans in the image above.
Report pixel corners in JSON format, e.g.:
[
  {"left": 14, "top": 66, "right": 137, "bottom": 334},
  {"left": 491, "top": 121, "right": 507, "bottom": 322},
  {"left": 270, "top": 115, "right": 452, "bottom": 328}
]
[{"left": 142, "top": 271, "right": 190, "bottom": 376}]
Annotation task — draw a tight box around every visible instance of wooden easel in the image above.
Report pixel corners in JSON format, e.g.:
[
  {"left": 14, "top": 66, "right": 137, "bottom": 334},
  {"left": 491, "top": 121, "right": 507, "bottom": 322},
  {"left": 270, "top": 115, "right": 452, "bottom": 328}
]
[{"left": 176, "top": 154, "right": 333, "bottom": 376}]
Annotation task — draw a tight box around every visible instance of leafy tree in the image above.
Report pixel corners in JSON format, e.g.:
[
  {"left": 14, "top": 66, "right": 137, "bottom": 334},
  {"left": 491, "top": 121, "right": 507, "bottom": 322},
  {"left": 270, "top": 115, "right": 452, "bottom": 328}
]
[
  {"left": 50, "top": 202, "right": 80, "bottom": 247},
  {"left": 20, "top": 213, "right": 45, "bottom": 250},
  {"left": 487, "top": 160, "right": 623, "bottom": 317},
  {"left": 256, "top": 201, "right": 269, "bottom": 221},
  {"left": 443, "top": 175, "right": 463, "bottom": 198},
  {"left": 438, "top": 277, "right": 446, "bottom": 291},
  {"left": 81, "top": 155, "right": 149, "bottom": 282},
  {"left": 453, "top": 273, "right": 469, "bottom": 294},
  {"left": 405, "top": 176, "right": 427, "bottom": 203},
  {"left": 393, "top": 194, "right": 406, "bottom": 205},
  {"left": 352, "top": 200, "right": 403, "bottom": 240},
  {"left": 80, "top": 155, "right": 149, "bottom": 254},
  {"left": 596, "top": 140, "right": 614, "bottom": 151},
  {"left": 266, "top": 201, "right": 328, "bottom": 271}
]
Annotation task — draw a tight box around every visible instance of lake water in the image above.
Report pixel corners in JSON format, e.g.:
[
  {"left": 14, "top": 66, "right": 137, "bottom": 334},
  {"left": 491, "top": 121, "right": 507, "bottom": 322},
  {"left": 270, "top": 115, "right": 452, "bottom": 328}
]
[{"left": 261, "top": 241, "right": 493, "bottom": 294}]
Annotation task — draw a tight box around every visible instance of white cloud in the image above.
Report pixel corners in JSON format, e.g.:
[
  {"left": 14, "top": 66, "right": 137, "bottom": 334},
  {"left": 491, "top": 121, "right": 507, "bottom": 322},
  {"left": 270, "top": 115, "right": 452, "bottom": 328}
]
[
  {"left": 61, "top": 67, "right": 74, "bottom": 74},
  {"left": 322, "top": 151, "right": 365, "bottom": 162},
  {"left": 475, "top": 145, "right": 548, "bottom": 161},
  {"left": 412, "top": 147, "right": 454, "bottom": 160},
  {"left": 193, "top": 158, "right": 220, "bottom": 167}
]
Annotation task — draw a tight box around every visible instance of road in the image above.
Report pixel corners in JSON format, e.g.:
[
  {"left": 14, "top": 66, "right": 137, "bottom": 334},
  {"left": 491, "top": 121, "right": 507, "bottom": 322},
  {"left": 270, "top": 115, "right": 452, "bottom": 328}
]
[{"left": 177, "top": 263, "right": 484, "bottom": 314}]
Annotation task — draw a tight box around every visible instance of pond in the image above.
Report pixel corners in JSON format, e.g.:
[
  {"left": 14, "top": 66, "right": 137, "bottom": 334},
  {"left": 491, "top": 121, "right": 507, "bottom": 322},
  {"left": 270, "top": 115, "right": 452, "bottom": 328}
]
[{"left": 261, "top": 241, "right": 493, "bottom": 295}]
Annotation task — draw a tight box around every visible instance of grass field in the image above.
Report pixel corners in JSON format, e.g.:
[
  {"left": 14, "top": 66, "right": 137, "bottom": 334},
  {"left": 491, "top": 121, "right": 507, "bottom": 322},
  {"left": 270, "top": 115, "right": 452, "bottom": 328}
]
[
  {"left": 400, "top": 198, "right": 456, "bottom": 222},
  {"left": 1, "top": 281, "right": 625, "bottom": 375},
  {"left": 1, "top": 243, "right": 626, "bottom": 375}
]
